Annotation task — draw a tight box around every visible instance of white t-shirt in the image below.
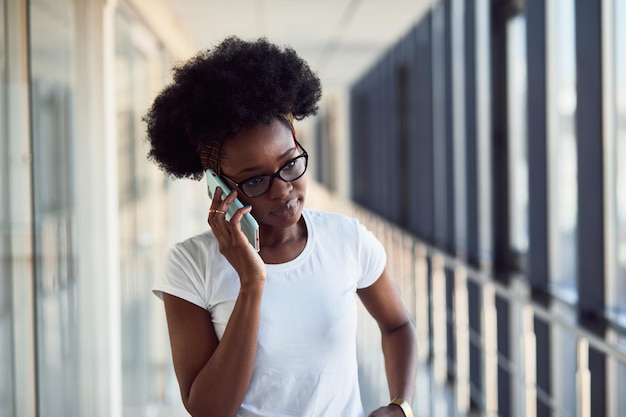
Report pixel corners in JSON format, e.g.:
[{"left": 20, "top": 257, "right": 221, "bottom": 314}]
[{"left": 154, "top": 209, "right": 387, "bottom": 417}]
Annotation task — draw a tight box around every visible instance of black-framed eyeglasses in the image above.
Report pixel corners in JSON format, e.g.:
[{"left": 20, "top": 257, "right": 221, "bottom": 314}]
[{"left": 221, "top": 142, "right": 308, "bottom": 198}]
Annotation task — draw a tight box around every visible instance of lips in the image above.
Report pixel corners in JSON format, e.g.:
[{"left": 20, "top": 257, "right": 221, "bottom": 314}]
[{"left": 271, "top": 198, "right": 300, "bottom": 219}]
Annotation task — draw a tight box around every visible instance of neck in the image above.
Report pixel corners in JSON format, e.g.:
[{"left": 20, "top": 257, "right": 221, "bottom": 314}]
[
  {"left": 259, "top": 216, "right": 306, "bottom": 248},
  {"left": 257, "top": 217, "right": 307, "bottom": 264}
]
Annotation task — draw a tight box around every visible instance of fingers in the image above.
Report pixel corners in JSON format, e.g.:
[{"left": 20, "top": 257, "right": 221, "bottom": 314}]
[
  {"left": 208, "top": 187, "right": 226, "bottom": 211},
  {"left": 206, "top": 189, "right": 263, "bottom": 278},
  {"left": 207, "top": 188, "right": 251, "bottom": 243},
  {"left": 208, "top": 187, "right": 234, "bottom": 219},
  {"left": 227, "top": 204, "right": 253, "bottom": 236},
  {"left": 211, "top": 187, "right": 239, "bottom": 209}
]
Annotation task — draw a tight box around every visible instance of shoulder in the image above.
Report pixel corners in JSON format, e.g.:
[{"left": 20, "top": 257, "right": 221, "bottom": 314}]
[
  {"left": 304, "top": 208, "right": 359, "bottom": 229},
  {"left": 164, "top": 228, "right": 233, "bottom": 293},
  {"left": 304, "top": 209, "right": 375, "bottom": 246},
  {"left": 303, "top": 209, "right": 386, "bottom": 288},
  {"left": 169, "top": 229, "right": 219, "bottom": 264}
]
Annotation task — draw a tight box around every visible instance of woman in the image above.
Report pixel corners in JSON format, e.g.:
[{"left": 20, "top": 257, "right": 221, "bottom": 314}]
[{"left": 146, "top": 36, "right": 417, "bottom": 417}]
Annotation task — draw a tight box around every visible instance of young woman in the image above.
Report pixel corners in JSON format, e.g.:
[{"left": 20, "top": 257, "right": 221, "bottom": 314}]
[{"left": 146, "top": 36, "right": 417, "bottom": 417}]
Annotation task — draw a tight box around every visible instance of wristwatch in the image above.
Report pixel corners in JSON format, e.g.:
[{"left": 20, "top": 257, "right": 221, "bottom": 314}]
[{"left": 389, "top": 398, "right": 413, "bottom": 417}]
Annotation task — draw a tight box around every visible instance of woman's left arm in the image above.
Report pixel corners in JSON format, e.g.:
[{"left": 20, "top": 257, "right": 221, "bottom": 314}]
[{"left": 357, "top": 266, "right": 418, "bottom": 417}]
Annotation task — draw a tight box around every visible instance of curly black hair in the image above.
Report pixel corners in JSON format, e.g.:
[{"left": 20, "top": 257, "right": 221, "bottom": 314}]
[{"left": 144, "top": 36, "right": 322, "bottom": 180}]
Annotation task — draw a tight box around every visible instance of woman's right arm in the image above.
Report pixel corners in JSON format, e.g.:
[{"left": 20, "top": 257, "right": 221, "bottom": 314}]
[
  {"left": 164, "top": 278, "right": 264, "bottom": 417},
  {"left": 165, "top": 189, "right": 266, "bottom": 417}
]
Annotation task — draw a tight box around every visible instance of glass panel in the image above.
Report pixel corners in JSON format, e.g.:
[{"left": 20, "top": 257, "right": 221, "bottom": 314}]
[
  {"left": 607, "top": 0, "right": 626, "bottom": 399},
  {"left": 547, "top": 2, "right": 578, "bottom": 415},
  {"left": 0, "top": 0, "right": 14, "bottom": 415},
  {"left": 548, "top": 0, "right": 578, "bottom": 301},
  {"left": 475, "top": 0, "right": 493, "bottom": 264},
  {"left": 550, "top": 326, "right": 576, "bottom": 416},
  {"left": 614, "top": 0, "right": 626, "bottom": 319},
  {"left": 115, "top": 9, "right": 185, "bottom": 415},
  {"left": 506, "top": 15, "right": 528, "bottom": 256},
  {"left": 29, "top": 0, "right": 79, "bottom": 416}
]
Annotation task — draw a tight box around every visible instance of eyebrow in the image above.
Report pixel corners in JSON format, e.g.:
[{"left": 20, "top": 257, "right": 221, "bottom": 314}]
[{"left": 233, "top": 146, "right": 297, "bottom": 177}]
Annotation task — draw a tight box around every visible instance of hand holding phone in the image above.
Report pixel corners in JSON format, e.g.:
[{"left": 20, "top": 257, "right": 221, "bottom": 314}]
[{"left": 206, "top": 169, "right": 260, "bottom": 251}]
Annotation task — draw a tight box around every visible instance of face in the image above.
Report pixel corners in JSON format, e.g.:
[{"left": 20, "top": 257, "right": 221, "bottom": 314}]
[{"left": 219, "top": 118, "right": 308, "bottom": 231}]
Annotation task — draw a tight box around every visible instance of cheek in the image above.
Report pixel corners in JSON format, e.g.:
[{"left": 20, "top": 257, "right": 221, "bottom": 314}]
[{"left": 294, "top": 176, "right": 308, "bottom": 195}]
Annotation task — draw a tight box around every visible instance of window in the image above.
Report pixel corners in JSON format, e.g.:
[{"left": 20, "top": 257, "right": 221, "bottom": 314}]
[
  {"left": 546, "top": 1, "right": 578, "bottom": 414},
  {"left": 115, "top": 7, "right": 186, "bottom": 414},
  {"left": 506, "top": 14, "right": 529, "bottom": 257},
  {"left": 0, "top": 0, "right": 14, "bottom": 415},
  {"left": 613, "top": 0, "right": 626, "bottom": 321},
  {"left": 29, "top": 0, "right": 79, "bottom": 415},
  {"left": 547, "top": 0, "right": 578, "bottom": 301}
]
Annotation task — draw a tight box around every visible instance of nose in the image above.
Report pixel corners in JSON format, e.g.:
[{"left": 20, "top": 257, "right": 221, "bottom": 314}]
[{"left": 267, "top": 176, "right": 293, "bottom": 199}]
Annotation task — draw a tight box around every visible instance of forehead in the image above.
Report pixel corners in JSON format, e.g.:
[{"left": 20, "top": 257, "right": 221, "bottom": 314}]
[{"left": 221, "top": 119, "right": 295, "bottom": 168}]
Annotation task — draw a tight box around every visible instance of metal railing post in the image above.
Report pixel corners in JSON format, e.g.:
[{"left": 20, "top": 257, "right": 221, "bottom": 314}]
[
  {"left": 431, "top": 253, "right": 448, "bottom": 383},
  {"left": 454, "top": 267, "right": 470, "bottom": 413},
  {"left": 576, "top": 338, "right": 591, "bottom": 417},
  {"left": 482, "top": 283, "right": 498, "bottom": 416},
  {"left": 522, "top": 306, "right": 537, "bottom": 417},
  {"left": 414, "top": 244, "right": 430, "bottom": 362}
]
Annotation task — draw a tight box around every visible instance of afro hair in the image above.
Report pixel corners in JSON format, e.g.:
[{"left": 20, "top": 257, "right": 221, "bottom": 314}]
[{"left": 144, "top": 36, "right": 322, "bottom": 180}]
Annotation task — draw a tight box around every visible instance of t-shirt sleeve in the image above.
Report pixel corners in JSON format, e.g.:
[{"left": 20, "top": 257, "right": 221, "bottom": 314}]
[
  {"left": 356, "top": 220, "right": 387, "bottom": 289},
  {"left": 152, "top": 244, "right": 207, "bottom": 309}
]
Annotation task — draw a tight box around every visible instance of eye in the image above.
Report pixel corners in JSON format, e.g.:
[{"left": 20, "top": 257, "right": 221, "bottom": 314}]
[
  {"left": 243, "top": 176, "right": 266, "bottom": 188},
  {"left": 281, "top": 159, "right": 298, "bottom": 172}
]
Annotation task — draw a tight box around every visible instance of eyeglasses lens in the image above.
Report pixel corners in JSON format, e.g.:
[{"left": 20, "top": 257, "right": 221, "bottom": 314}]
[{"left": 242, "top": 154, "right": 307, "bottom": 197}]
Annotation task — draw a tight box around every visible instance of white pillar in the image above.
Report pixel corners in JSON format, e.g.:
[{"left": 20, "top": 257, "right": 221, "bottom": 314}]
[{"left": 73, "top": 1, "right": 122, "bottom": 415}]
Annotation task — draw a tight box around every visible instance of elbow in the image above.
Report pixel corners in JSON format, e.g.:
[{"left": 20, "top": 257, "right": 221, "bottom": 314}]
[
  {"left": 183, "top": 392, "right": 239, "bottom": 417},
  {"left": 382, "top": 321, "right": 418, "bottom": 353},
  {"left": 181, "top": 395, "right": 205, "bottom": 417},
  {"left": 382, "top": 319, "right": 416, "bottom": 338},
  {"left": 183, "top": 402, "right": 216, "bottom": 417},
  {"left": 182, "top": 396, "right": 214, "bottom": 417}
]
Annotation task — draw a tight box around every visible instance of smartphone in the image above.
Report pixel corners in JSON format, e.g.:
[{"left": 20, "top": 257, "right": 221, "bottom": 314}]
[{"left": 205, "top": 169, "right": 260, "bottom": 251}]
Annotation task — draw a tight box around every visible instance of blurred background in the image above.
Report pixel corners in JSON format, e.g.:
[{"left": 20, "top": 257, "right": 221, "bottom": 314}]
[{"left": 1, "top": 0, "right": 625, "bottom": 416}]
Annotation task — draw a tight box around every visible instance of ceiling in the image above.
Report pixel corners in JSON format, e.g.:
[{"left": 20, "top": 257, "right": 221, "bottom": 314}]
[{"left": 163, "top": 0, "right": 432, "bottom": 91}]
